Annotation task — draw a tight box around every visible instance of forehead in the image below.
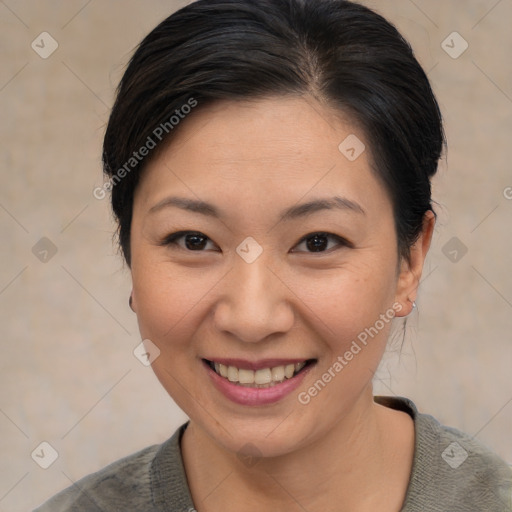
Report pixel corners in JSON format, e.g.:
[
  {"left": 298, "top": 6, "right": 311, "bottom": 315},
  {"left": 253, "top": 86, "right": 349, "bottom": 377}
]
[{"left": 134, "top": 96, "right": 391, "bottom": 218}]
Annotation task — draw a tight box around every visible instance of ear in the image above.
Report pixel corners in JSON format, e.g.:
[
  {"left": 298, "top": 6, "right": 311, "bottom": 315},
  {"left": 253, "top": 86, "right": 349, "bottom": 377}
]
[{"left": 394, "top": 210, "right": 435, "bottom": 317}]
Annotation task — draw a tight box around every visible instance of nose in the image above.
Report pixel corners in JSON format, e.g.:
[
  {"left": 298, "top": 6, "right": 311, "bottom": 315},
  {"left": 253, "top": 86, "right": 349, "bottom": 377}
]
[{"left": 213, "top": 254, "right": 295, "bottom": 344}]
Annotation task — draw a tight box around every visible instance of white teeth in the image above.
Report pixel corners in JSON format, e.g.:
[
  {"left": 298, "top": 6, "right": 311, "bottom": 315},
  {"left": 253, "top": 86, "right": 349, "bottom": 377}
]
[
  {"left": 227, "top": 366, "right": 238, "bottom": 382},
  {"left": 295, "top": 361, "right": 306, "bottom": 373},
  {"left": 238, "top": 369, "right": 254, "bottom": 384},
  {"left": 284, "top": 364, "right": 295, "bottom": 379},
  {"left": 271, "top": 365, "right": 285, "bottom": 381},
  {"left": 211, "top": 361, "right": 309, "bottom": 387},
  {"left": 254, "top": 368, "right": 272, "bottom": 385},
  {"left": 219, "top": 363, "right": 228, "bottom": 378}
]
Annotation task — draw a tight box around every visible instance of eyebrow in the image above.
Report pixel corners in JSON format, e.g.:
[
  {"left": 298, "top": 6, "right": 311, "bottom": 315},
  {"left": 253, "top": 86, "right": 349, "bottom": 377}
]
[{"left": 148, "top": 195, "right": 365, "bottom": 221}]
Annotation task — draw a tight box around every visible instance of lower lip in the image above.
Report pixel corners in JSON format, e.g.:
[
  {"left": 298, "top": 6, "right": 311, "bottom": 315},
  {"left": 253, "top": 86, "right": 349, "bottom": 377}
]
[{"left": 204, "top": 360, "right": 314, "bottom": 406}]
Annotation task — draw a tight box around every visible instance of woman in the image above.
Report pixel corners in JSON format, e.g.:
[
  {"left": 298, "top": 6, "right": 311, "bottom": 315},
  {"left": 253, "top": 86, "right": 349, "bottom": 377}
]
[{"left": 35, "top": 0, "right": 512, "bottom": 510}]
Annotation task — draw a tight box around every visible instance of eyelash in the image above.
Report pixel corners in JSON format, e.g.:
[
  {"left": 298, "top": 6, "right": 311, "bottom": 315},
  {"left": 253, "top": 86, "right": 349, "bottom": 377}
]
[{"left": 160, "top": 231, "right": 352, "bottom": 253}]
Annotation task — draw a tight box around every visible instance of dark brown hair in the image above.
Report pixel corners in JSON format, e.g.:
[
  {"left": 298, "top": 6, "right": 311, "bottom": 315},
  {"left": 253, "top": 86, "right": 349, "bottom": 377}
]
[{"left": 102, "top": 0, "right": 444, "bottom": 266}]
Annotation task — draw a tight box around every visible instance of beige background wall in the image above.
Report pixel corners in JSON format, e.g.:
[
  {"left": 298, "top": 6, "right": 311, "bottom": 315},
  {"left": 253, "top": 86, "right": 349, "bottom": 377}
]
[{"left": 1, "top": 0, "right": 511, "bottom": 510}]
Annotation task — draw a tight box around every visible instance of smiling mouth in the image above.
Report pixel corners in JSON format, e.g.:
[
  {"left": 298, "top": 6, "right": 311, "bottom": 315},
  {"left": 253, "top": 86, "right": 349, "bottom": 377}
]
[{"left": 203, "top": 359, "right": 316, "bottom": 388}]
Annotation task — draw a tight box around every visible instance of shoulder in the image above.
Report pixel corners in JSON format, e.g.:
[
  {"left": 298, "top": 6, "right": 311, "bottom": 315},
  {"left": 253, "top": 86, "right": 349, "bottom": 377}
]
[
  {"left": 375, "top": 396, "right": 512, "bottom": 511},
  {"left": 33, "top": 425, "right": 186, "bottom": 512},
  {"left": 33, "top": 444, "right": 159, "bottom": 512}
]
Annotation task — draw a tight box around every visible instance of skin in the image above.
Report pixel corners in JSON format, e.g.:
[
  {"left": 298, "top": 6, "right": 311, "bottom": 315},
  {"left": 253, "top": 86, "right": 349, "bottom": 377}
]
[{"left": 129, "top": 96, "right": 435, "bottom": 511}]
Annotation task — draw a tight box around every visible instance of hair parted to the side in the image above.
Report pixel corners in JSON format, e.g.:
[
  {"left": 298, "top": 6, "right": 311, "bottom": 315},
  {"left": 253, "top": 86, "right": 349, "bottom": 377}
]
[{"left": 102, "top": 0, "right": 445, "bottom": 267}]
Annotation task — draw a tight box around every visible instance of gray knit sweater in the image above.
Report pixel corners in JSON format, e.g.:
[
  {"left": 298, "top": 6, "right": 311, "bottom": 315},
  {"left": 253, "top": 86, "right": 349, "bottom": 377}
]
[{"left": 34, "top": 396, "right": 512, "bottom": 511}]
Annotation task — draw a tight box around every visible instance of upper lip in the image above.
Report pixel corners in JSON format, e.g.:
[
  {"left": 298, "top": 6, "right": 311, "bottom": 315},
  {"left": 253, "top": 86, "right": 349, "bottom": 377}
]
[{"left": 203, "top": 358, "right": 315, "bottom": 371}]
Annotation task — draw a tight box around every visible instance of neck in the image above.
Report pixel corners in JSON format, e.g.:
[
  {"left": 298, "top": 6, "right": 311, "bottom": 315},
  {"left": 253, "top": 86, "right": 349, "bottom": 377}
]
[{"left": 181, "top": 388, "right": 413, "bottom": 512}]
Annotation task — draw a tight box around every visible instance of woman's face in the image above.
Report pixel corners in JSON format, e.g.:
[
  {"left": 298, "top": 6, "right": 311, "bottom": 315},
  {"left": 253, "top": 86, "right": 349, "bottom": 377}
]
[{"left": 130, "top": 97, "right": 423, "bottom": 457}]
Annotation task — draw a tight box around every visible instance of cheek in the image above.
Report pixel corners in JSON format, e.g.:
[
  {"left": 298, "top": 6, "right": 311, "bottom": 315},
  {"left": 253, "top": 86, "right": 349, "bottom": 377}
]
[
  {"left": 293, "top": 267, "right": 399, "bottom": 419},
  {"left": 130, "top": 258, "right": 218, "bottom": 410},
  {"left": 132, "top": 260, "right": 210, "bottom": 342},
  {"left": 303, "top": 258, "right": 398, "bottom": 338}
]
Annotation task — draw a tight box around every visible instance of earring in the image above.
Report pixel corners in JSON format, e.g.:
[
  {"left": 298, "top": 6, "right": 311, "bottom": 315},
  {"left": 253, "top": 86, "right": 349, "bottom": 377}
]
[
  {"left": 129, "top": 293, "right": 134, "bottom": 312},
  {"left": 408, "top": 298, "right": 417, "bottom": 309}
]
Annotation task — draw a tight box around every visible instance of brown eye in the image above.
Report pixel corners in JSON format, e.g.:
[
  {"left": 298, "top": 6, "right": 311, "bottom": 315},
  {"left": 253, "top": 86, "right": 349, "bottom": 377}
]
[
  {"left": 293, "top": 232, "right": 350, "bottom": 253},
  {"left": 161, "top": 231, "right": 217, "bottom": 251}
]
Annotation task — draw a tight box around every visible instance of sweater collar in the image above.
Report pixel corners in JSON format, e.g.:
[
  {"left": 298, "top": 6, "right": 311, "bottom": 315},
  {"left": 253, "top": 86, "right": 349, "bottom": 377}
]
[{"left": 150, "top": 395, "right": 430, "bottom": 511}]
